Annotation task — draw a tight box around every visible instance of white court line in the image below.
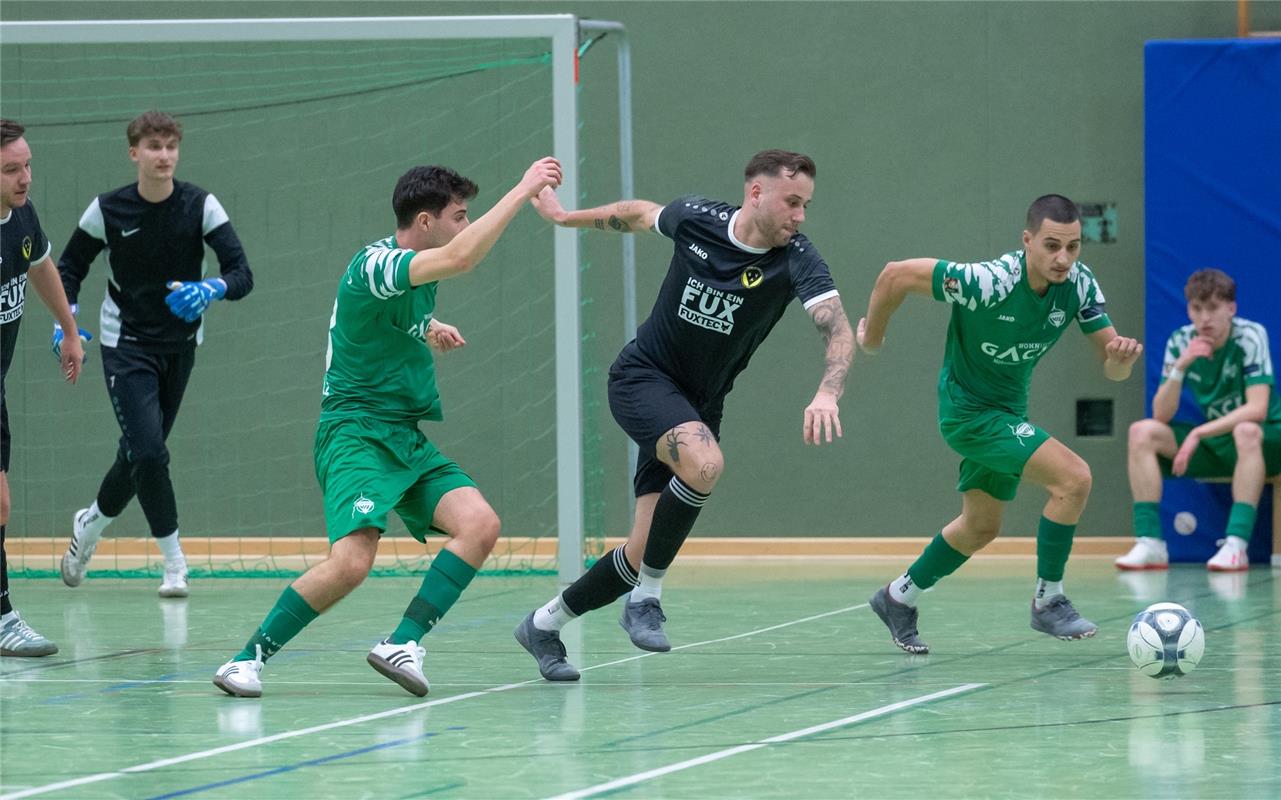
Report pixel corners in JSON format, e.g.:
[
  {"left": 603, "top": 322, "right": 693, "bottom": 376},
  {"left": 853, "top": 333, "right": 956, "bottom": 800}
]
[
  {"left": 1, "top": 602, "right": 869, "bottom": 800},
  {"left": 546, "top": 682, "right": 987, "bottom": 800}
]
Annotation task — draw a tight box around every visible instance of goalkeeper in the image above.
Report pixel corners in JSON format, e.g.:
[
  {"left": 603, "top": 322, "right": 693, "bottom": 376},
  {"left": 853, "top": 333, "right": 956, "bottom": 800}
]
[{"left": 56, "top": 111, "right": 253, "bottom": 599}]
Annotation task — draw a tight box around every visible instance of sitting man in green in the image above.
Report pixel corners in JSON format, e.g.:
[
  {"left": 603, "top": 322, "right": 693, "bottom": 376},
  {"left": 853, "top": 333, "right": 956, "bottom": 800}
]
[
  {"left": 1119, "top": 268, "right": 1281, "bottom": 572},
  {"left": 214, "top": 156, "right": 562, "bottom": 697}
]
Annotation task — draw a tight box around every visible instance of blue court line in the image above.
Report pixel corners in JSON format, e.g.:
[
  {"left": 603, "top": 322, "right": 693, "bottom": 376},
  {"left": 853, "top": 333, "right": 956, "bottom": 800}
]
[{"left": 143, "top": 726, "right": 465, "bottom": 800}]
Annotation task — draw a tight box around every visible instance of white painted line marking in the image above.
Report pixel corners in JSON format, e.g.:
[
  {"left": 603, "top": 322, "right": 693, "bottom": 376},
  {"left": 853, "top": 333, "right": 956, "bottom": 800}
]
[
  {"left": 546, "top": 682, "right": 987, "bottom": 800},
  {"left": 1, "top": 602, "right": 870, "bottom": 799}
]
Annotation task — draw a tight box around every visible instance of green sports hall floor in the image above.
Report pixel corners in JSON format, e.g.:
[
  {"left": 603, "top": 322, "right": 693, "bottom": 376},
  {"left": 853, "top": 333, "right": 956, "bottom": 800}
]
[{"left": 1, "top": 558, "right": 1278, "bottom": 799}]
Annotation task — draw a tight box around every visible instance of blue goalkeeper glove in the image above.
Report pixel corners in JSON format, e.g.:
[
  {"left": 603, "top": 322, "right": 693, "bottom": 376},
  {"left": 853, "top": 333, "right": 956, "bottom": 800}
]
[
  {"left": 165, "top": 278, "right": 226, "bottom": 323},
  {"left": 52, "top": 303, "right": 94, "bottom": 363}
]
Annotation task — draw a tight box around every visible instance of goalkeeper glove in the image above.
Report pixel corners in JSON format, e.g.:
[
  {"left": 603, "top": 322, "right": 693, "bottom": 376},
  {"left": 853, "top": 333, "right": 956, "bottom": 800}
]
[
  {"left": 52, "top": 303, "right": 94, "bottom": 362},
  {"left": 165, "top": 278, "right": 226, "bottom": 323}
]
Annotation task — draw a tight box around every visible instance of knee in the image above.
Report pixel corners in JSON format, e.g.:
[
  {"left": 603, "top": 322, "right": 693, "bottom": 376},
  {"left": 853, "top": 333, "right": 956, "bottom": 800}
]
[
  {"left": 681, "top": 450, "right": 724, "bottom": 494},
  {"left": 0, "top": 494, "right": 9, "bottom": 526},
  {"left": 130, "top": 445, "right": 171, "bottom": 473},
  {"left": 456, "top": 506, "right": 501, "bottom": 555},
  {"left": 1233, "top": 422, "right": 1263, "bottom": 451},
  {"left": 961, "top": 521, "right": 1001, "bottom": 549},
  {"left": 1128, "top": 419, "right": 1163, "bottom": 451},
  {"left": 332, "top": 549, "right": 374, "bottom": 592},
  {"left": 1055, "top": 460, "right": 1093, "bottom": 505}
]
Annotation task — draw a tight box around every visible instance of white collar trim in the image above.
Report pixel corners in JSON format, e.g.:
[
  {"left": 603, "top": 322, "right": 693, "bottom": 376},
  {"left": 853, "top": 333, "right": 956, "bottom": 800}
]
[{"left": 727, "top": 209, "right": 770, "bottom": 254}]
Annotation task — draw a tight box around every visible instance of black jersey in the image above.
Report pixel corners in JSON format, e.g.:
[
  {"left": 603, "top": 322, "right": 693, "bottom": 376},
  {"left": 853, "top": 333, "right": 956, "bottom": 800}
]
[
  {"left": 628, "top": 195, "right": 838, "bottom": 402},
  {"left": 1, "top": 200, "right": 52, "bottom": 379},
  {"left": 58, "top": 181, "right": 253, "bottom": 352}
]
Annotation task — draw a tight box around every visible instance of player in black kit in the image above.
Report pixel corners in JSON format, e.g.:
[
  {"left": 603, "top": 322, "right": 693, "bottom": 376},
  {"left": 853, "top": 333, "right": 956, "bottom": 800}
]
[
  {"left": 0, "top": 119, "right": 86, "bottom": 657},
  {"left": 515, "top": 150, "right": 854, "bottom": 680},
  {"left": 56, "top": 111, "right": 253, "bottom": 599}
]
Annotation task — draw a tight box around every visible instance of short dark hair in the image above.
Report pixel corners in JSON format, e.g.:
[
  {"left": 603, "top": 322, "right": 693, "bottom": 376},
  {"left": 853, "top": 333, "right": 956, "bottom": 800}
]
[
  {"left": 1, "top": 118, "right": 25, "bottom": 148},
  {"left": 1026, "top": 194, "right": 1080, "bottom": 232},
  {"left": 1184, "top": 268, "right": 1236, "bottom": 303},
  {"left": 744, "top": 149, "right": 817, "bottom": 181},
  {"left": 127, "top": 111, "right": 183, "bottom": 146},
  {"left": 393, "top": 166, "right": 480, "bottom": 229}
]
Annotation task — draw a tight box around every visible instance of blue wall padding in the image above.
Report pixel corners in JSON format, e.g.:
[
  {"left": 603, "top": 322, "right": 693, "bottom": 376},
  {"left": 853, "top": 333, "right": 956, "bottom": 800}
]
[{"left": 1144, "top": 39, "right": 1281, "bottom": 563}]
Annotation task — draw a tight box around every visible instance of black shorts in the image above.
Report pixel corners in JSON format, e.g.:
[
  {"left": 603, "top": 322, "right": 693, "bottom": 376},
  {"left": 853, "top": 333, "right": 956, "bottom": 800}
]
[{"left": 607, "top": 345, "right": 722, "bottom": 497}]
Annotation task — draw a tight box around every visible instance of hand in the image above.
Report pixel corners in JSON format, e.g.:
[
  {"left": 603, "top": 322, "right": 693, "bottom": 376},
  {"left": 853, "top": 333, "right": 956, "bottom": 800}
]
[
  {"left": 803, "top": 391, "right": 843, "bottom": 446},
  {"left": 52, "top": 305, "right": 93, "bottom": 378},
  {"left": 856, "top": 317, "right": 881, "bottom": 355},
  {"left": 530, "top": 185, "right": 568, "bottom": 225},
  {"left": 165, "top": 279, "right": 226, "bottom": 323},
  {"left": 426, "top": 320, "right": 466, "bottom": 353},
  {"left": 1179, "top": 336, "right": 1214, "bottom": 367},
  {"left": 517, "top": 157, "right": 563, "bottom": 200},
  {"left": 1171, "top": 430, "right": 1201, "bottom": 477},
  {"left": 53, "top": 325, "right": 89, "bottom": 383},
  {"left": 1105, "top": 335, "right": 1143, "bottom": 366}
]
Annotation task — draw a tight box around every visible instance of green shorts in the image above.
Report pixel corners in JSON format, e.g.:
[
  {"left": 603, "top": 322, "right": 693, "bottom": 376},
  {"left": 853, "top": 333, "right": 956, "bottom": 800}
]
[
  {"left": 314, "top": 416, "right": 476, "bottom": 544},
  {"left": 1159, "top": 421, "right": 1281, "bottom": 478},
  {"left": 938, "top": 378, "right": 1050, "bottom": 502}
]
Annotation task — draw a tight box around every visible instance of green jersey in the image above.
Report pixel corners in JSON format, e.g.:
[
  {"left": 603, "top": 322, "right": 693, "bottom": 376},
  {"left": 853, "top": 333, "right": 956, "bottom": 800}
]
[
  {"left": 1161, "top": 317, "right": 1281, "bottom": 424},
  {"left": 932, "top": 251, "right": 1112, "bottom": 415},
  {"left": 320, "top": 235, "right": 441, "bottom": 423}
]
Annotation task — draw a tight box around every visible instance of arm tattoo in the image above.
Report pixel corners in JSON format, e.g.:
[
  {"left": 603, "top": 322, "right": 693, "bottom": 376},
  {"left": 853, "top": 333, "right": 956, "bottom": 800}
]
[
  {"left": 594, "top": 219, "right": 605, "bottom": 230},
  {"left": 810, "top": 297, "right": 854, "bottom": 398},
  {"left": 664, "top": 430, "right": 685, "bottom": 464},
  {"left": 607, "top": 215, "right": 630, "bottom": 232}
]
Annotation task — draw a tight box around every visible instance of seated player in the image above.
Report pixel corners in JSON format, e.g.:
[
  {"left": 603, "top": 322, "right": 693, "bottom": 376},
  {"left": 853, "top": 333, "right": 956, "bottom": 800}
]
[{"left": 1119, "top": 268, "right": 1280, "bottom": 572}]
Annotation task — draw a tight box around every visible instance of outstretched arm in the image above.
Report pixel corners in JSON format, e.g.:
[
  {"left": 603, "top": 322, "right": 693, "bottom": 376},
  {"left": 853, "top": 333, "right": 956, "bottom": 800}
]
[
  {"left": 530, "top": 186, "right": 662, "bottom": 234},
  {"left": 804, "top": 296, "right": 854, "bottom": 445},
  {"left": 1086, "top": 326, "right": 1143, "bottom": 382},
  {"left": 408, "top": 157, "right": 562, "bottom": 286},
  {"left": 857, "top": 258, "right": 936, "bottom": 354}
]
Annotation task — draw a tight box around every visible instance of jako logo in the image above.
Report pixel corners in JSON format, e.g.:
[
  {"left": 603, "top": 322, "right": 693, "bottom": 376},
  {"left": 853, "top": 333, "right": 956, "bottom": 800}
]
[
  {"left": 981, "top": 341, "right": 1048, "bottom": 363},
  {"left": 688, "top": 242, "right": 709, "bottom": 260}
]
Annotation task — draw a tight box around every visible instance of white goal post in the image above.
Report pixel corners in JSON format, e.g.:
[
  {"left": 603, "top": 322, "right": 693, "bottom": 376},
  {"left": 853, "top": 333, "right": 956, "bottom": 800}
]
[{"left": 2, "top": 15, "right": 636, "bottom": 585}]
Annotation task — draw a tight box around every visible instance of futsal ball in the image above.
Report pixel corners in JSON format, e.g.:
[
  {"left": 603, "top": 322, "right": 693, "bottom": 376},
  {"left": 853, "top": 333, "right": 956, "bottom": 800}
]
[
  {"left": 1173, "top": 511, "right": 1197, "bottom": 535},
  {"left": 1126, "top": 602, "right": 1205, "bottom": 679}
]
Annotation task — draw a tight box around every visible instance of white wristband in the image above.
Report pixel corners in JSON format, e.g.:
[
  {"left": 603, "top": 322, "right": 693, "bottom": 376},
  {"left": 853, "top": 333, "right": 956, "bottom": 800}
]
[{"left": 1166, "top": 367, "right": 1185, "bottom": 382}]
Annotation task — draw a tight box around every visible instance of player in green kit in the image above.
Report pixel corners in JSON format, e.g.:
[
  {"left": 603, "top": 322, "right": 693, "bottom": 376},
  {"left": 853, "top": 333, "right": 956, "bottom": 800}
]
[
  {"left": 1119, "top": 268, "right": 1281, "bottom": 572},
  {"left": 214, "top": 156, "right": 562, "bottom": 697},
  {"left": 858, "top": 195, "right": 1143, "bottom": 653}
]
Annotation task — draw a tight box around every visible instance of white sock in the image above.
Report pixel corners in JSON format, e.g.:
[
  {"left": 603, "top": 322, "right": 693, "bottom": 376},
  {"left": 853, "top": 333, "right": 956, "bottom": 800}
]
[
  {"left": 888, "top": 572, "right": 922, "bottom": 606},
  {"left": 76, "top": 501, "right": 113, "bottom": 545},
  {"left": 1034, "top": 578, "right": 1064, "bottom": 609},
  {"left": 156, "top": 530, "right": 185, "bottom": 566},
  {"left": 532, "top": 595, "right": 576, "bottom": 632},
  {"left": 629, "top": 563, "right": 666, "bottom": 602},
  {"left": 0, "top": 611, "right": 17, "bottom": 626}
]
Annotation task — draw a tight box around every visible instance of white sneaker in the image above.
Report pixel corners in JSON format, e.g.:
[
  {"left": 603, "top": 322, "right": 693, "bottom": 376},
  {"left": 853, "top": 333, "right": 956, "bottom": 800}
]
[
  {"left": 1207, "top": 537, "right": 1249, "bottom": 572},
  {"left": 213, "top": 646, "right": 263, "bottom": 698},
  {"left": 1115, "top": 537, "right": 1169, "bottom": 571},
  {"left": 60, "top": 507, "right": 102, "bottom": 587},
  {"left": 366, "top": 639, "right": 429, "bottom": 697},
  {"left": 159, "top": 562, "right": 189, "bottom": 598}
]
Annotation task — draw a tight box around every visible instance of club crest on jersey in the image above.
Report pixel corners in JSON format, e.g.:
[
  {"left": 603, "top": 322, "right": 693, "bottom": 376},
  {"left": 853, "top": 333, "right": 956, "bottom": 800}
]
[
  {"left": 1008, "top": 422, "right": 1036, "bottom": 446},
  {"left": 741, "top": 266, "right": 764, "bottom": 289},
  {"left": 1048, "top": 306, "right": 1066, "bottom": 328},
  {"left": 678, "top": 277, "right": 741, "bottom": 335},
  {"left": 352, "top": 493, "right": 376, "bottom": 518},
  {"left": 21, "top": 236, "right": 32, "bottom": 260}
]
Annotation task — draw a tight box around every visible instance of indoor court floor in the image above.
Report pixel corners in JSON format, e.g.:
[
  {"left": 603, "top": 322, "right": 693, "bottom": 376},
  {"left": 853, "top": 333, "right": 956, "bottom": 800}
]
[{"left": 1, "top": 558, "right": 1278, "bottom": 799}]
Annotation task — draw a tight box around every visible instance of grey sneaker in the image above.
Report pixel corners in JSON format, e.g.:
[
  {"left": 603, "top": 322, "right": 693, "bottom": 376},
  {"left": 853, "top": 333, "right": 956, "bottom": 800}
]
[
  {"left": 869, "top": 586, "right": 929, "bottom": 654},
  {"left": 1030, "top": 595, "right": 1098, "bottom": 640},
  {"left": 514, "top": 613, "right": 580, "bottom": 681},
  {"left": 0, "top": 613, "right": 59, "bottom": 657},
  {"left": 619, "top": 597, "right": 671, "bottom": 652}
]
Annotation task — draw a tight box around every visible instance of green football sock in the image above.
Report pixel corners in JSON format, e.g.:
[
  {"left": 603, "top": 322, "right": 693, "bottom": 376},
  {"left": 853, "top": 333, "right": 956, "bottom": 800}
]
[
  {"left": 234, "top": 584, "right": 319, "bottom": 662},
  {"left": 906, "top": 533, "right": 970, "bottom": 590},
  {"left": 1225, "top": 502, "right": 1257, "bottom": 542},
  {"left": 1133, "top": 502, "right": 1162, "bottom": 539},
  {"left": 388, "top": 549, "right": 477, "bottom": 644},
  {"left": 1036, "top": 516, "right": 1076, "bottom": 582}
]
